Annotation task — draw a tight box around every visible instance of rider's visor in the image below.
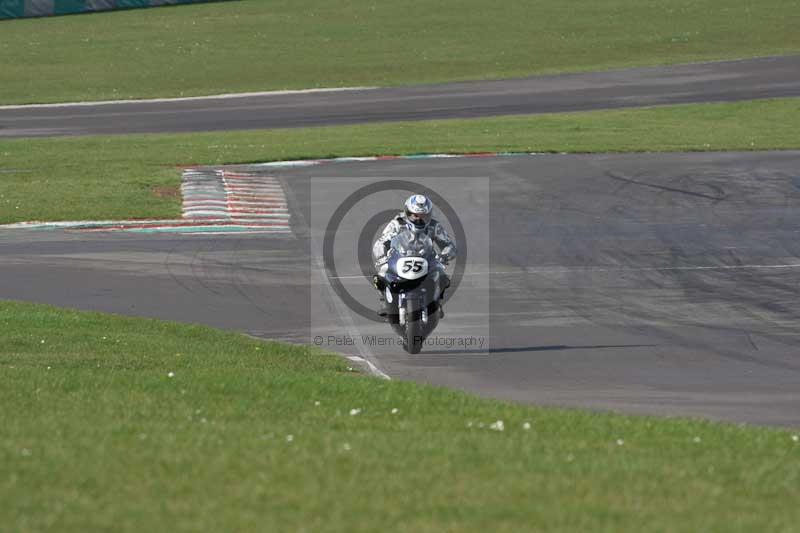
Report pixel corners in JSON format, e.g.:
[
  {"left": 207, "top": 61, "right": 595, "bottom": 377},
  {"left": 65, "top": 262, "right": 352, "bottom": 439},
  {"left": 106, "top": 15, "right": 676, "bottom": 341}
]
[{"left": 409, "top": 212, "right": 431, "bottom": 225}]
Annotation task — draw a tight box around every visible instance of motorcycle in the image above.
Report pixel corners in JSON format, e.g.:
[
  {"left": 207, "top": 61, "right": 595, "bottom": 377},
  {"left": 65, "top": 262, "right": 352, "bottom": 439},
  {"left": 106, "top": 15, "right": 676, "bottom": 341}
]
[{"left": 374, "top": 225, "right": 449, "bottom": 354}]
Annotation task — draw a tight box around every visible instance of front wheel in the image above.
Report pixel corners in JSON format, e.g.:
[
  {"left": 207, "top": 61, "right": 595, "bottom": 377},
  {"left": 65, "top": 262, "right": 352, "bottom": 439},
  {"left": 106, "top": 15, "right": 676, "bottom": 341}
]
[{"left": 404, "top": 298, "right": 424, "bottom": 354}]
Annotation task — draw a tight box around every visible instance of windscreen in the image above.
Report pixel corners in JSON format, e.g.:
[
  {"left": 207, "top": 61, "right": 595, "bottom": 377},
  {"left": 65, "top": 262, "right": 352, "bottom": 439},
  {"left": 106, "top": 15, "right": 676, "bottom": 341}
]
[{"left": 391, "top": 227, "right": 434, "bottom": 257}]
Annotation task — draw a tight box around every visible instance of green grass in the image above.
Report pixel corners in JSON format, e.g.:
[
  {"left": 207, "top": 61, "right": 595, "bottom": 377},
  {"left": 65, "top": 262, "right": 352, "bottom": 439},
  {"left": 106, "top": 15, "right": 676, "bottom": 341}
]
[
  {"left": 1, "top": 299, "right": 798, "bottom": 532},
  {"left": 1, "top": 0, "right": 799, "bottom": 104},
  {"left": 1, "top": 97, "right": 799, "bottom": 224}
]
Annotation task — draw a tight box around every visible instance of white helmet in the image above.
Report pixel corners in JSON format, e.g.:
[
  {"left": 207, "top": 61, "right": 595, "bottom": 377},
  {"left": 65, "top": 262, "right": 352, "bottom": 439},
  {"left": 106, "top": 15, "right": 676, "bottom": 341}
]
[{"left": 404, "top": 194, "right": 433, "bottom": 228}]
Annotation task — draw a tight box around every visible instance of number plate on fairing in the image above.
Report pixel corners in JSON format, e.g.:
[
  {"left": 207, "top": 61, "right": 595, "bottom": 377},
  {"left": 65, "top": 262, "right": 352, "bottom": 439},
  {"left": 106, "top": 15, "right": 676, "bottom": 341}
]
[{"left": 397, "top": 257, "right": 428, "bottom": 280}]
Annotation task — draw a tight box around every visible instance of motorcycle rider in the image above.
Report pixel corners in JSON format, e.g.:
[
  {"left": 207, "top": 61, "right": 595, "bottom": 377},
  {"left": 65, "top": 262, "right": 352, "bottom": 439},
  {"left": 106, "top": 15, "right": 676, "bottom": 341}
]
[{"left": 372, "top": 194, "right": 457, "bottom": 318}]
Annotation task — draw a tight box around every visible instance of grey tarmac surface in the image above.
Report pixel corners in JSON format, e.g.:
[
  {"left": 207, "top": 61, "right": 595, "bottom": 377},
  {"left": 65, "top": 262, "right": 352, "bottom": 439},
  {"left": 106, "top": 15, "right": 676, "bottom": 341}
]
[
  {"left": 3, "top": 152, "right": 800, "bottom": 427},
  {"left": 1, "top": 55, "right": 800, "bottom": 138}
]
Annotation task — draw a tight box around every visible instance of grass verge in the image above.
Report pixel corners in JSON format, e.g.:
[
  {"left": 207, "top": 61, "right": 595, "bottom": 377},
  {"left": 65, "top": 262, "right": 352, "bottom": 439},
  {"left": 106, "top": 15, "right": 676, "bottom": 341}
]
[
  {"left": 1, "top": 0, "right": 799, "bottom": 104},
  {"left": 2, "top": 98, "right": 800, "bottom": 224},
  {"left": 1, "top": 299, "right": 799, "bottom": 532}
]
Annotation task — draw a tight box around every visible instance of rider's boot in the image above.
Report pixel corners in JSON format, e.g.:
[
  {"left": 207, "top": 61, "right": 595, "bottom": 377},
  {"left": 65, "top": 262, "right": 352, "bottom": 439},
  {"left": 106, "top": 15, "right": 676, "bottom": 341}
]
[
  {"left": 377, "top": 293, "right": 389, "bottom": 318},
  {"left": 438, "top": 276, "right": 451, "bottom": 319},
  {"left": 373, "top": 275, "right": 389, "bottom": 318}
]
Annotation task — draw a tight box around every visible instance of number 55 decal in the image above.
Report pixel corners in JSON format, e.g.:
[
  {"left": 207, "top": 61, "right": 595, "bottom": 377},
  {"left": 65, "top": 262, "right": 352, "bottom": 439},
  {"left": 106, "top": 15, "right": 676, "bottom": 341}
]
[
  {"left": 402, "top": 259, "right": 424, "bottom": 273},
  {"left": 398, "top": 257, "right": 428, "bottom": 279}
]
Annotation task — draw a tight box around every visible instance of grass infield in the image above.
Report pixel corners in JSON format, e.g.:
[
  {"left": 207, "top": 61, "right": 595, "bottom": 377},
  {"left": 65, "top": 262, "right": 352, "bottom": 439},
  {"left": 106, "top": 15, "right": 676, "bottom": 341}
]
[
  {"left": 0, "top": 0, "right": 799, "bottom": 104},
  {"left": 1, "top": 299, "right": 798, "bottom": 532},
  {"left": 1, "top": 98, "right": 799, "bottom": 224}
]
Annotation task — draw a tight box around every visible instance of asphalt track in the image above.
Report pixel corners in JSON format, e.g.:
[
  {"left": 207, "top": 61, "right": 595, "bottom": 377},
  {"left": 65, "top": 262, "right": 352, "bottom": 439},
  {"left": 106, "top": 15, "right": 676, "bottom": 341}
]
[
  {"left": 1, "top": 55, "right": 800, "bottom": 137},
  {"left": 3, "top": 152, "right": 800, "bottom": 427}
]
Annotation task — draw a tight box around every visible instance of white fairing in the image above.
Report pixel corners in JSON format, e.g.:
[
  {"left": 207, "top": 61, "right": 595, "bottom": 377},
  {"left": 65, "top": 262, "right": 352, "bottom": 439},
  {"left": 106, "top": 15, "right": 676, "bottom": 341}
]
[{"left": 397, "top": 257, "right": 429, "bottom": 280}]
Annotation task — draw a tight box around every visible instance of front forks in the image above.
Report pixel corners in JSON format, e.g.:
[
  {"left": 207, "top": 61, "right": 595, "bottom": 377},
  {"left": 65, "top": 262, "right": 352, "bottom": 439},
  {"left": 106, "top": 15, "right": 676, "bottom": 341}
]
[
  {"left": 398, "top": 292, "right": 406, "bottom": 325},
  {"left": 398, "top": 289, "right": 434, "bottom": 326},
  {"left": 390, "top": 277, "right": 441, "bottom": 326}
]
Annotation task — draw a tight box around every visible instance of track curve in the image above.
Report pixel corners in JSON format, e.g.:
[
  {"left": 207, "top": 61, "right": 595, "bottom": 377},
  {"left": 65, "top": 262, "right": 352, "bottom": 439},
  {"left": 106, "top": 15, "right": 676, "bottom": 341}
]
[{"left": 2, "top": 152, "right": 800, "bottom": 427}]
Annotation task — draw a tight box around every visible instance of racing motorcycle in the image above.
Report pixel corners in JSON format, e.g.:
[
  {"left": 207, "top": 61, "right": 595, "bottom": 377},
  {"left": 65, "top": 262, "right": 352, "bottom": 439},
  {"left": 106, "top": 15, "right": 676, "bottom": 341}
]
[{"left": 374, "top": 225, "right": 450, "bottom": 354}]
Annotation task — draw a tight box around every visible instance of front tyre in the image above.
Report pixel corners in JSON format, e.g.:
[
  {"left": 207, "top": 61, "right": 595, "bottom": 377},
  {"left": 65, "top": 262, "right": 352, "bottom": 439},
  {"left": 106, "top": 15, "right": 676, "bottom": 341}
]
[{"left": 404, "top": 298, "right": 424, "bottom": 354}]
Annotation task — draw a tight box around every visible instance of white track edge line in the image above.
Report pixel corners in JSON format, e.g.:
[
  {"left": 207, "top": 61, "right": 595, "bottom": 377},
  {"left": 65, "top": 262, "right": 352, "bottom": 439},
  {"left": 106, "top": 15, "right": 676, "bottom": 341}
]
[{"left": 0, "top": 87, "right": 378, "bottom": 110}]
